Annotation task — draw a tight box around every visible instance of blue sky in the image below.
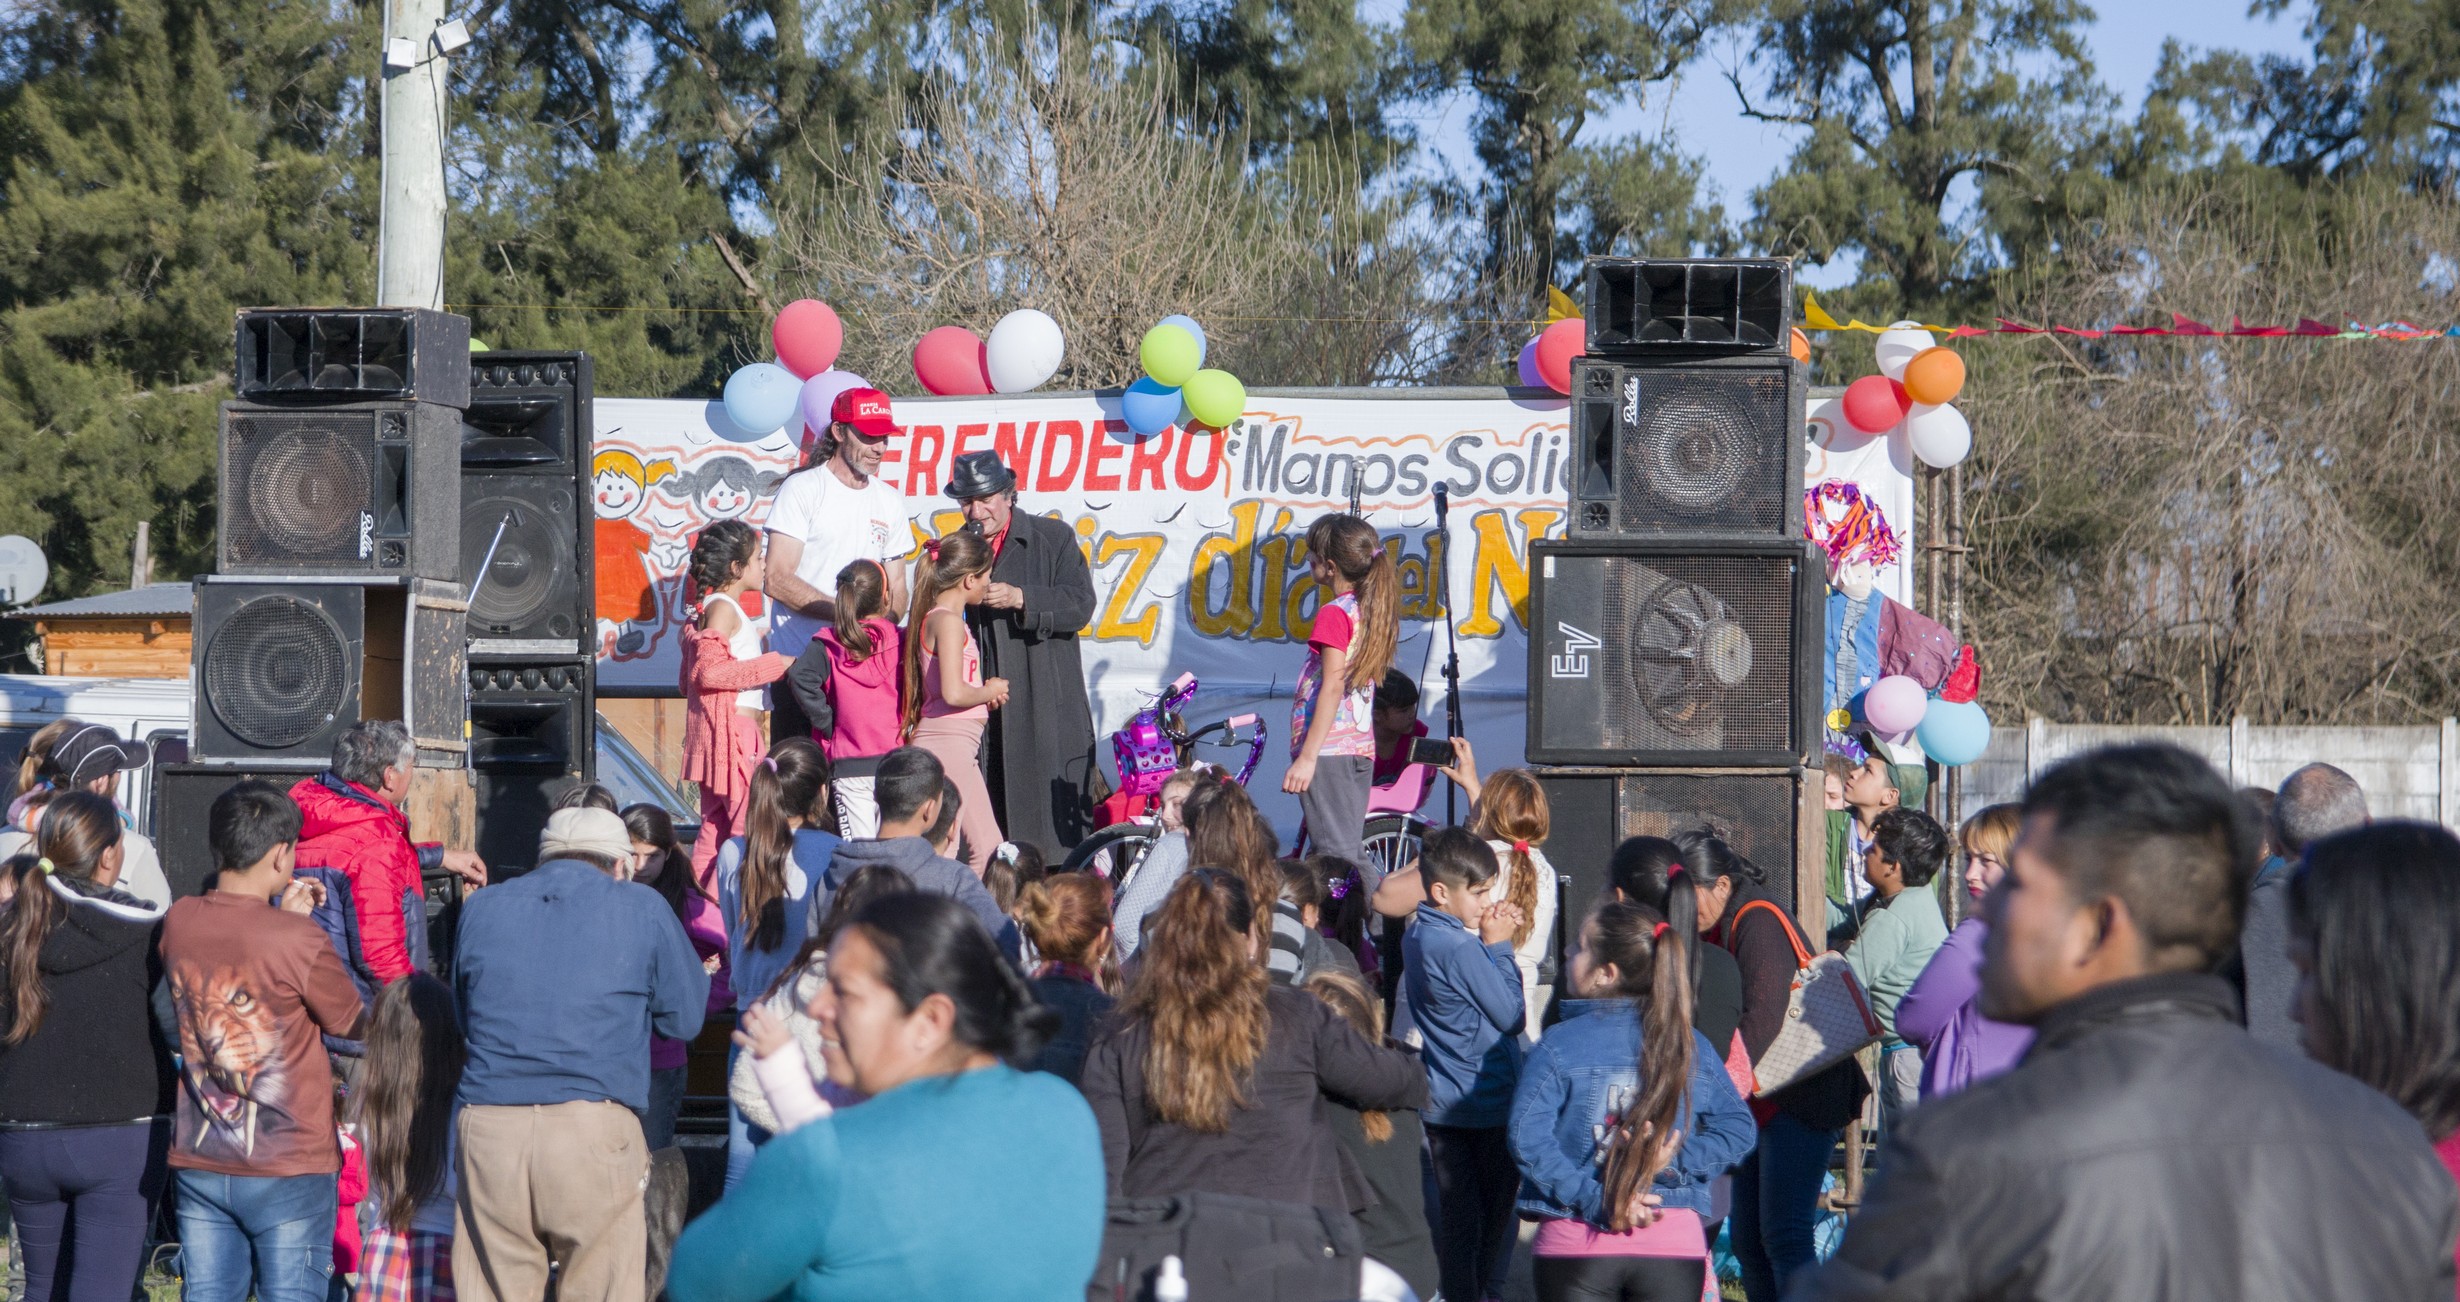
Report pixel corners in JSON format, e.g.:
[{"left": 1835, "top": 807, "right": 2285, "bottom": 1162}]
[{"left": 1382, "top": 0, "right": 2318, "bottom": 286}]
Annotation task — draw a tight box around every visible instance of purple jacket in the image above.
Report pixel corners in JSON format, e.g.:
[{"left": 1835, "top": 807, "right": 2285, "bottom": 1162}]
[{"left": 1895, "top": 916, "right": 2033, "bottom": 1098}]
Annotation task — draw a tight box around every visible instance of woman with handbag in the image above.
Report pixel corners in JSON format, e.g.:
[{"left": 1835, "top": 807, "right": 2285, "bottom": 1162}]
[{"left": 1679, "top": 832, "right": 1872, "bottom": 1302}]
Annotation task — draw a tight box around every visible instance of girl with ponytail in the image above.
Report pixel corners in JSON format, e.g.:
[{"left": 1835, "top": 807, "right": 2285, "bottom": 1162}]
[
  {"left": 902, "top": 530, "right": 1009, "bottom": 877},
  {"left": 1284, "top": 513, "right": 1398, "bottom": 870},
  {"left": 1508, "top": 898, "right": 1758, "bottom": 1302},
  {"left": 1079, "top": 869, "right": 1425, "bottom": 1213},
  {"left": 810, "top": 558, "right": 904, "bottom": 837},
  {"left": 680, "top": 519, "right": 795, "bottom": 885},
  {"left": 1473, "top": 768, "right": 1560, "bottom": 1040},
  {"left": 668, "top": 891, "right": 1107, "bottom": 1302}
]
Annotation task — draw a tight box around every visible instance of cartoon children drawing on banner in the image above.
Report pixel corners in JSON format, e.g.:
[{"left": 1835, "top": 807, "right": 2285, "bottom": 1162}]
[{"left": 592, "top": 449, "right": 674, "bottom": 658}]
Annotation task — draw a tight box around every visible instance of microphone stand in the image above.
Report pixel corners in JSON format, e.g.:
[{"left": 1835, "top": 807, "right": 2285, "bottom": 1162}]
[{"left": 1432, "top": 484, "right": 1464, "bottom": 826}]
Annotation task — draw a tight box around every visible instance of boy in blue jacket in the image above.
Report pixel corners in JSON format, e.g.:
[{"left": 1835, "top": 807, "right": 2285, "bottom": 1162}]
[{"left": 1404, "top": 827, "right": 1528, "bottom": 1302}]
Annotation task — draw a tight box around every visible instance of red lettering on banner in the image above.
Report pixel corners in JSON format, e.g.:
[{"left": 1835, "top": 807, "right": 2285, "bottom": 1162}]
[
  {"left": 906, "top": 426, "right": 946, "bottom": 495},
  {"left": 953, "top": 423, "right": 990, "bottom": 460},
  {"left": 1125, "top": 425, "right": 1171, "bottom": 491},
  {"left": 995, "top": 421, "right": 1038, "bottom": 483},
  {"left": 1175, "top": 424, "right": 1223, "bottom": 490},
  {"left": 1085, "top": 424, "right": 1127, "bottom": 491},
  {"left": 1039, "top": 420, "right": 1086, "bottom": 491}
]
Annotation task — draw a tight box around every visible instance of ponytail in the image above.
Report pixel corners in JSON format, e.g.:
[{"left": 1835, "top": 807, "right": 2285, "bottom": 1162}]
[
  {"left": 1585, "top": 899, "right": 1695, "bottom": 1233},
  {"left": 738, "top": 740, "right": 829, "bottom": 954},
  {"left": 1304, "top": 513, "right": 1396, "bottom": 689},
  {"left": 2, "top": 791, "right": 123, "bottom": 1045},
  {"left": 12, "top": 719, "right": 74, "bottom": 801},
  {"left": 832, "top": 559, "right": 888, "bottom": 664},
  {"left": 901, "top": 532, "right": 995, "bottom": 739},
  {"left": 1473, "top": 768, "right": 1549, "bottom": 948}
]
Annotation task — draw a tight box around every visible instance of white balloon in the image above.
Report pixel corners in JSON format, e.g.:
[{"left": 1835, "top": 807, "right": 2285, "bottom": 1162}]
[
  {"left": 1905, "top": 402, "right": 1972, "bottom": 469},
  {"left": 985, "top": 309, "right": 1066, "bottom": 393},
  {"left": 1874, "top": 320, "right": 1934, "bottom": 381}
]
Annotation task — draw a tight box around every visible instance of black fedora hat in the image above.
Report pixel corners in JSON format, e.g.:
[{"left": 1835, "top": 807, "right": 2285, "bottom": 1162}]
[{"left": 944, "top": 450, "right": 1018, "bottom": 500}]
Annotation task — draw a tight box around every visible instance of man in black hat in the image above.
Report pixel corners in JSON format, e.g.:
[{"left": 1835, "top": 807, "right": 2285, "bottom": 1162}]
[{"left": 945, "top": 450, "right": 1101, "bottom": 853}]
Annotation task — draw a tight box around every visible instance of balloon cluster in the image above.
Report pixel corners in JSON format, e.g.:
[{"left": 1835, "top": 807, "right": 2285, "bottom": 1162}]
[
  {"left": 914, "top": 310, "right": 1068, "bottom": 396},
  {"left": 719, "top": 299, "right": 873, "bottom": 440},
  {"left": 1836, "top": 322, "right": 1971, "bottom": 470},
  {"left": 1122, "top": 316, "right": 1245, "bottom": 435},
  {"left": 1516, "top": 318, "right": 1585, "bottom": 395}
]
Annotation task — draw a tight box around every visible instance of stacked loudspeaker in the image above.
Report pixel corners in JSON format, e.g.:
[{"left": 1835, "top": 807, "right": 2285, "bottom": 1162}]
[
  {"left": 1527, "top": 258, "right": 1825, "bottom": 925},
  {"left": 160, "top": 310, "right": 597, "bottom": 897}
]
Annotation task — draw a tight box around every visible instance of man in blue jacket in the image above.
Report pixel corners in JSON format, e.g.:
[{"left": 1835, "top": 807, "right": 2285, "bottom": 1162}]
[{"left": 452, "top": 807, "right": 707, "bottom": 1302}]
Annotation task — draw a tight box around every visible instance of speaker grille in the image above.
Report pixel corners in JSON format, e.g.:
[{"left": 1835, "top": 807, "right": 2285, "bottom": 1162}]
[
  {"left": 1612, "top": 366, "right": 1793, "bottom": 534},
  {"left": 464, "top": 489, "right": 576, "bottom": 635},
  {"left": 204, "top": 594, "right": 352, "bottom": 749},
  {"left": 223, "top": 411, "right": 377, "bottom": 566}
]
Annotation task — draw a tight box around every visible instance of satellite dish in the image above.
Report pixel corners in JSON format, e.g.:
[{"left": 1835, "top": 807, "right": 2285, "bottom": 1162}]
[{"left": 0, "top": 536, "right": 45, "bottom": 606}]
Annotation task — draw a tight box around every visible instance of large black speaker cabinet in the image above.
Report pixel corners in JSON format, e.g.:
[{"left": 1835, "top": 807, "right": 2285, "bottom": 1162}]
[
  {"left": 469, "top": 659, "right": 596, "bottom": 878},
  {"left": 235, "top": 308, "right": 472, "bottom": 408},
  {"left": 1534, "top": 767, "right": 1813, "bottom": 923},
  {"left": 463, "top": 351, "right": 594, "bottom": 657},
  {"left": 190, "top": 578, "right": 468, "bottom": 767},
  {"left": 464, "top": 351, "right": 591, "bottom": 470},
  {"left": 1566, "top": 355, "right": 1805, "bottom": 540},
  {"left": 154, "top": 764, "right": 314, "bottom": 899},
  {"left": 218, "top": 401, "right": 463, "bottom": 579},
  {"left": 1527, "top": 539, "right": 1823, "bottom": 767},
  {"left": 1583, "top": 257, "right": 1792, "bottom": 356}
]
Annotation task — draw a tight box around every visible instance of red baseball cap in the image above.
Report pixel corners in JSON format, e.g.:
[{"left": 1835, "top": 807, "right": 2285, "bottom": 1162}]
[{"left": 830, "top": 387, "right": 897, "bottom": 438}]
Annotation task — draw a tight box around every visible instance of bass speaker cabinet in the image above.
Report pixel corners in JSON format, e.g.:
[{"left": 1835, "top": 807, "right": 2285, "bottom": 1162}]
[
  {"left": 469, "top": 659, "right": 595, "bottom": 878},
  {"left": 1533, "top": 766, "right": 1817, "bottom": 924},
  {"left": 190, "top": 578, "right": 468, "bottom": 767},
  {"left": 154, "top": 764, "right": 313, "bottom": 900},
  {"left": 463, "top": 351, "right": 594, "bottom": 657},
  {"left": 1527, "top": 539, "right": 1823, "bottom": 767},
  {"left": 1566, "top": 355, "right": 1804, "bottom": 541},
  {"left": 1583, "top": 257, "right": 1792, "bottom": 356},
  {"left": 218, "top": 401, "right": 463, "bottom": 579},
  {"left": 235, "top": 308, "right": 472, "bottom": 408}
]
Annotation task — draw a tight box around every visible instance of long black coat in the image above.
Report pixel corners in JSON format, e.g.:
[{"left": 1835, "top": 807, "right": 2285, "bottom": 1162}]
[{"left": 966, "top": 509, "right": 1101, "bottom": 852}]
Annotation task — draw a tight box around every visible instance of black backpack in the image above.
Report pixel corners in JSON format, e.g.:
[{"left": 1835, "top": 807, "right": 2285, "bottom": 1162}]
[{"left": 1087, "top": 1193, "right": 1365, "bottom": 1302}]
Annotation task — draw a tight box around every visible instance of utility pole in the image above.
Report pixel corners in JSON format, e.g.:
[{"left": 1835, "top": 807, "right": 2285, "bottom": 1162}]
[{"left": 376, "top": 0, "right": 453, "bottom": 309}]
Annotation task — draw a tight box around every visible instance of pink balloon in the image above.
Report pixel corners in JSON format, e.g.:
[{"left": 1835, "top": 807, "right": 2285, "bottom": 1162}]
[
  {"left": 1534, "top": 318, "right": 1584, "bottom": 395},
  {"left": 1516, "top": 338, "right": 1544, "bottom": 388},
  {"left": 1864, "top": 675, "right": 1930, "bottom": 735},
  {"left": 797, "top": 370, "right": 869, "bottom": 437},
  {"left": 1841, "top": 374, "right": 1910, "bottom": 433},
  {"left": 772, "top": 300, "right": 843, "bottom": 379},
  {"left": 913, "top": 326, "right": 991, "bottom": 396}
]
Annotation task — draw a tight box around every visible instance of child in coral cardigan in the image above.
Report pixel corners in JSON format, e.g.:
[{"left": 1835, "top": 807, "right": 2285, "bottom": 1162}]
[{"left": 681, "top": 520, "right": 794, "bottom": 886}]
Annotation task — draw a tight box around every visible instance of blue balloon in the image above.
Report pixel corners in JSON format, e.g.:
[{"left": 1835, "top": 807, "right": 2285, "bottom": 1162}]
[
  {"left": 1121, "top": 377, "right": 1183, "bottom": 437},
  {"left": 722, "top": 362, "right": 801, "bottom": 435},
  {"left": 1915, "top": 698, "right": 1993, "bottom": 768},
  {"left": 1158, "top": 315, "right": 1207, "bottom": 366}
]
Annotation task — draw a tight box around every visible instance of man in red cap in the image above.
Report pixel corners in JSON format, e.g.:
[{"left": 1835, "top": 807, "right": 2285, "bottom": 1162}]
[{"left": 764, "top": 387, "right": 912, "bottom": 747}]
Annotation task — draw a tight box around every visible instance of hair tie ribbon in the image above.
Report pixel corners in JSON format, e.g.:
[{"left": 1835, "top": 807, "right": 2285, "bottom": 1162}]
[
  {"left": 34, "top": 858, "right": 53, "bottom": 875},
  {"left": 1512, "top": 840, "right": 1529, "bottom": 855},
  {"left": 762, "top": 755, "right": 780, "bottom": 772},
  {"left": 922, "top": 537, "right": 942, "bottom": 561},
  {"left": 1651, "top": 921, "right": 1669, "bottom": 939}
]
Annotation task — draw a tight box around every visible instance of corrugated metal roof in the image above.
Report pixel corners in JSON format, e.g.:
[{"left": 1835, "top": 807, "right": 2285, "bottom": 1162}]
[{"left": 7, "top": 583, "right": 192, "bottom": 620}]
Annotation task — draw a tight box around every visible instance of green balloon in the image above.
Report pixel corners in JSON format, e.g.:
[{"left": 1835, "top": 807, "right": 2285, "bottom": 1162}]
[
  {"left": 1140, "top": 324, "right": 1202, "bottom": 387},
  {"left": 469, "top": 340, "right": 491, "bottom": 352},
  {"left": 1182, "top": 369, "right": 1247, "bottom": 428}
]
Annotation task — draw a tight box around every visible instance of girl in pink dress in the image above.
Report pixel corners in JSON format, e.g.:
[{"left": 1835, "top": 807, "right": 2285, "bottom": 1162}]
[{"left": 901, "top": 531, "right": 1009, "bottom": 876}]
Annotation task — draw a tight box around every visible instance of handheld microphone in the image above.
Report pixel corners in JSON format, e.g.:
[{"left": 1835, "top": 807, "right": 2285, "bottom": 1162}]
[{"left": 1432, "top": 482, "right": 1449, "bottom": 527}]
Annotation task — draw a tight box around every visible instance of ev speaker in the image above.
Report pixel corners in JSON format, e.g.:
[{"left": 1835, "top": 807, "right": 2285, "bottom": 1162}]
[
  {"left": 463, "top": 351, "right": 594, "bottom": 657},
  {"left": 235, "top": 308, "right": 472, "bottom": 408},
  {"left": 469, "top": 659, "right": 595, "bottom": 878},
  {"left": 154, "top": 763, "right": 315, "bottom": 899},
  {"left": 1583, "top": 257, "right": 1791, "bottom": 356},
  {"left": 1526, "top": 539, "right": 1823, "bottom": 767},
  {"left": 1533, "top": 766, "right": 1814, "bottom": 922},
  {"left": 190, "top": 577, "right": 468, "bottom": 768},
  {"left": 218, "top": 401, "right": 463, "bottom": 579},
  {"left": 1566, "top": 355, "right": 1805, "bottom": 541}
]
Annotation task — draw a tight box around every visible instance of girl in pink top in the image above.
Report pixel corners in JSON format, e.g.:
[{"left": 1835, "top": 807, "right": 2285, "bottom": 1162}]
[
  {"left": 813, "top": 559, "right": 904, "bottom": 839},
  {"left": 901, "top": 531, "right": 1009, "bottom": 876},
  {"left": 680, "top": 521, "right": 792, "bottom": 885},
  {"left": 1286, "top": 513, "right": 1400, "bottom": 871}
]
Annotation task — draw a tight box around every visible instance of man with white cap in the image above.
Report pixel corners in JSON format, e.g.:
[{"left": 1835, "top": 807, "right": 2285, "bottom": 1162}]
[
  {"left": 450, "top": 807, "right": 707, "bottom": 1302},
  {"left": 0, "top": 723, "right": 171, "bottom": 909}
]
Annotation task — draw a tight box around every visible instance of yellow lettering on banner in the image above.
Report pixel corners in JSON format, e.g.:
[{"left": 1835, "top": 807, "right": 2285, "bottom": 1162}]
[
  {"left": 1093, "top": 532, "right": 1167, "bottom": 645},
  {"left": 1189, "top": 500, "right": 1261, "bottom": 637},
  {"left": 1457, "top": 507, "right": 1563, "bottom": 636},
  {"left": 1256, "top": 507, "right": 1299, "bottom": 641},
  {"left": 1075, "top": 515, "right": 1097, "bottom": 569},
  {"left": 913, "top": 509, "right": 967, "bottom": 550}
]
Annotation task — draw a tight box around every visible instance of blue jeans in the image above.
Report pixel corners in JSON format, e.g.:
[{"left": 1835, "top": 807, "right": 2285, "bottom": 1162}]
[
  {"left": 174, "top": 1168, "right": 337, "bottom": 1302},
  {"left": 0, "top": 1120, "right": 169, "bottom": 1302},
  {"left": 1728, "top": 1111, "right": 1838, "bottom": 1302}
]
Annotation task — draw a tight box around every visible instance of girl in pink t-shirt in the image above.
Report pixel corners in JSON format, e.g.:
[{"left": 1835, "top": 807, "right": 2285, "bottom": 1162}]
[
  {"left": 902, "top": 531, "right": 1009, "bottom": 875},
  {"left": 1286, "top": 513, "right": 1398, "bottom": 870},
  {"left": 814, "top": 559, "right": 904, "bottom": 838}
]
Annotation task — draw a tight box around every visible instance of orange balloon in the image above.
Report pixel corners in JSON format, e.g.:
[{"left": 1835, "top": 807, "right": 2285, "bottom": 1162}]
[
  {"left": 1789, "top": 328, "right": 1811, "bottom": 363},
  {"left": 1902, "top": 346, "right": 1965, "bottom": 405}
]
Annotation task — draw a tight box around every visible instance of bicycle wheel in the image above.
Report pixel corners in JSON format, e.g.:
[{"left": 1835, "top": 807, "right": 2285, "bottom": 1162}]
[
  {"left": 1359, "top": 814, "right": 1429, "bottom": 885},
  {"left": 1064, "top": 820, "right": 1162, "bottom": 878}
]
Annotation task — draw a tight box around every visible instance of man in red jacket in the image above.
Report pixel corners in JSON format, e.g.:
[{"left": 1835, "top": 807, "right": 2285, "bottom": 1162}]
[{"left": 287, "top": 721, "right": 487, "bottom": 984}]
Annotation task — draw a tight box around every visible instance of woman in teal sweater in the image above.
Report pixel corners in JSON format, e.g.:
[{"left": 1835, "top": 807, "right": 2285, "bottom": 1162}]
[{"left": 668, "top": 892, "right": 1105, "bottom": 1302}]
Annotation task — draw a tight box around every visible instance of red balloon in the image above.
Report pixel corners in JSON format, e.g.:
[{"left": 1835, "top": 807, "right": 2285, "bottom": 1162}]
[
  {"left": 773, "top": 299, "right": 843, "bottom": 379},
  {"left": 1841, "top": 374, "right": 1910, "bottom": 433},
  {"left": 1534, "top": 318, "right": 1584, "bottom": 395},
  {"left": 913, "top": 326, "right": 992, "bottom": 396}
]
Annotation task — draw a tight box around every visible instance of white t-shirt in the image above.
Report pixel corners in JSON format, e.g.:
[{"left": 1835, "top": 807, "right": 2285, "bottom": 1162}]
[{"left": 764, "top": 465, "right": 909, "bottom": 656}]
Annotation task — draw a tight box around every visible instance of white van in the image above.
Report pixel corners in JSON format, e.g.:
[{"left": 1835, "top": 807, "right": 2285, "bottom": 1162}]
[{"left": 0, "top": 673, "right": 697, "bottom": 842}]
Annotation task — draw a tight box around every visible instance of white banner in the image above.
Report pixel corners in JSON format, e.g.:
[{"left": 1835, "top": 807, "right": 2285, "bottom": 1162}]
[{"left": 589, "top": 388, "right": 1915, "bottom": 836}]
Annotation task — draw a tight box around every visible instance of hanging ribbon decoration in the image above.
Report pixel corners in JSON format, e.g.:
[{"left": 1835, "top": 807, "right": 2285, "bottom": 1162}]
[{"left": 1799, "top": 293, "right": 2460, "bottom": 341}]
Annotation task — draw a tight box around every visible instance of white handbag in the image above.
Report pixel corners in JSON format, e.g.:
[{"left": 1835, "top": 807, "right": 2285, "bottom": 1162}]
[{"left": 1733, "top": 900, "right": 1883, "bottom": 1096}]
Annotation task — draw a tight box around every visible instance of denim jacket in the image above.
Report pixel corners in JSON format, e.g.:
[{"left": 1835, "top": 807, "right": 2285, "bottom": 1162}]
[
  {"left": 1507, "top": 998, "right": 1759, "bottom": 1224},
  {"left": 1403, "top": 903, "right": 1526, "bottom": 1126}
]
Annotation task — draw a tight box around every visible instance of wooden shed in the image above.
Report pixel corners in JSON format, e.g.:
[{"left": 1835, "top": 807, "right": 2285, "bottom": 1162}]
[{"left": 7, "top": 583, "right": 193, "bottom": 679}]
